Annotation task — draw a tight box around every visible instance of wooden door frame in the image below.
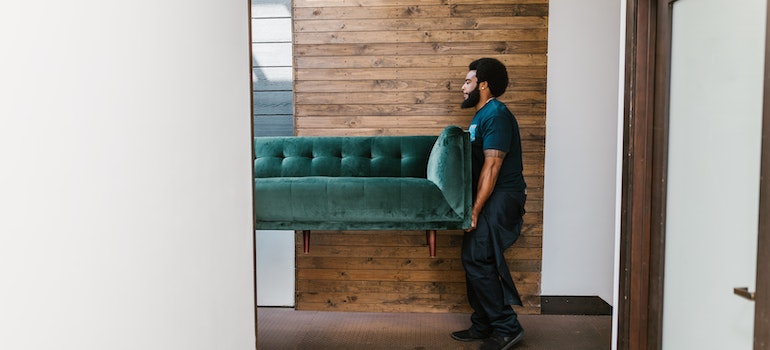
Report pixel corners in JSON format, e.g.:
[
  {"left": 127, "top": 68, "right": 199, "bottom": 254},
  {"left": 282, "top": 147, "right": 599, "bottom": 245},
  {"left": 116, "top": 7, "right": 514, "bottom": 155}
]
[
  {"left": 619, "top": 0, "right": 770, "bottom": 349},
  {"left": 617, "top": 0, "right": 669, "bottom": 348}
]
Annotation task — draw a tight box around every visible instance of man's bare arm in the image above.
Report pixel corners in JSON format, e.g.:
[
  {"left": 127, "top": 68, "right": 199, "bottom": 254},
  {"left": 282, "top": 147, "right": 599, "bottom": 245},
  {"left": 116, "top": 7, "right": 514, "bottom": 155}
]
[{"left": 466, "top": 149, "right": 507, "bottom": 231}]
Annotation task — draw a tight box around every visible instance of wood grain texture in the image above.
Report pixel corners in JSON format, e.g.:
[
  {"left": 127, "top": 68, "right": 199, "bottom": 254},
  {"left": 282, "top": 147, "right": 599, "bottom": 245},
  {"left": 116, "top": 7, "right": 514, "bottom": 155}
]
[{"left": 293, "top": 0, "right": 547, "bottom": 314}]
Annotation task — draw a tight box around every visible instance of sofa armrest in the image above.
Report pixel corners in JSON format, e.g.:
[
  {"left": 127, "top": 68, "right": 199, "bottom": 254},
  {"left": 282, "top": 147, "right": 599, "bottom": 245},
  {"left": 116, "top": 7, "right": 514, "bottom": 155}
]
[{"left": 426, "top": 125, "right": 472, "bottom": 229}]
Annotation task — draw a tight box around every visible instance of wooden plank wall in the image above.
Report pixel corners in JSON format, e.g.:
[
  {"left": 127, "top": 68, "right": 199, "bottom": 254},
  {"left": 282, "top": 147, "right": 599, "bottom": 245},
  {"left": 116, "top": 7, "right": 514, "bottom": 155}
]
[{"left": 292, "top": 0, "right": 548, "bottom": 314}]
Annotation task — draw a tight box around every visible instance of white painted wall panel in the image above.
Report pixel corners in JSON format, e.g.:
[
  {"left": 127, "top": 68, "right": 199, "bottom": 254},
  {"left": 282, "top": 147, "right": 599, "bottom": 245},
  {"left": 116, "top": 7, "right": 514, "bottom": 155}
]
[
  {"left": 252, "top": 18, "right": 292, "bottom": 42},
  {"left": 543, "top": 0, "right": 622, "bottom": 305},
  {"left": 252, "top": 0, "right": 291, "bottom": 18},
  {"left": 0, "top": 1, "right": 255, "bottom": 349},
  {"left": 253, "top": 66, "right": 293, "bottom": 90},
  {"left": 252, "top": 43, "right": 293, "bottom": 68},
  {"left": 256, "top": 230, "right": 296, "bottom": 306}
]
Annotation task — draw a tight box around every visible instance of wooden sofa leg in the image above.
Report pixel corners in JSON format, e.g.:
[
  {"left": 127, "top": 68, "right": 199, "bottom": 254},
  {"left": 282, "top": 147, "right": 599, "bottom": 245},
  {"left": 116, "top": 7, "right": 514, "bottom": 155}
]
[
  {"left": 426, "top": 230, "right": 436, "bottom": 257},
  {"left": 302, "top": 230, "right": 310, "bottom": 254}
]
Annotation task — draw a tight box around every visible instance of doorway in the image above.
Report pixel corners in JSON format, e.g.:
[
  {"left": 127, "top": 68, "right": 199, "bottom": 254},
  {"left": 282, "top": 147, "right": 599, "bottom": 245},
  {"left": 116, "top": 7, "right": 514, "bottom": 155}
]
[{"left": 618, "top": 0, "right": 770, "bottom": 348}]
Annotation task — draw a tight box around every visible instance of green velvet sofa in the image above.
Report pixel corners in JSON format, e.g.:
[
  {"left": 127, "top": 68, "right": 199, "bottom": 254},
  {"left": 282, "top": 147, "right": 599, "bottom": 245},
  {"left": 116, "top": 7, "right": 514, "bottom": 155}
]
[{"left": 253, "top": 125, "right": 471, "bottom": 257}]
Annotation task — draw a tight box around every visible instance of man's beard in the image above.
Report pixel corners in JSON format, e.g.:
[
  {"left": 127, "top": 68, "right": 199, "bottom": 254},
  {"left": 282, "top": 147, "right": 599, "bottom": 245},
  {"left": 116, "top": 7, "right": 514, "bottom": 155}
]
[{"left": 461, "top": 88, "right": 481, "bottom": 109}]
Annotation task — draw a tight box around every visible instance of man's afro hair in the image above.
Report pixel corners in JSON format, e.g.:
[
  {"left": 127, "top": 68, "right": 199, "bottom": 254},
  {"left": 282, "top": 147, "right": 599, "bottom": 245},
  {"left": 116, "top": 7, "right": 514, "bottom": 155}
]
[{"left": 469, "top": 58, "right": 509, "bottom": 97}]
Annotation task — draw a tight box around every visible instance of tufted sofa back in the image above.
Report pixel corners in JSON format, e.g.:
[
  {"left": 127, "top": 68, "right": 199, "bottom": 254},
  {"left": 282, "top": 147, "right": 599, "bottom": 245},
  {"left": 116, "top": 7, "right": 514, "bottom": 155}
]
[{"left": 254, "top": 135, "right": 438, "bottom": 178}]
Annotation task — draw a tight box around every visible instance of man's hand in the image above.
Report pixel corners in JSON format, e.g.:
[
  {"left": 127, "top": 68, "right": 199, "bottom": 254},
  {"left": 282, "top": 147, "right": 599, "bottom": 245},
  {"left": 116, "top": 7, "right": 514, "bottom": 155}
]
[{"left": 465, "top": 208, "right": 481, "bottom": 232}]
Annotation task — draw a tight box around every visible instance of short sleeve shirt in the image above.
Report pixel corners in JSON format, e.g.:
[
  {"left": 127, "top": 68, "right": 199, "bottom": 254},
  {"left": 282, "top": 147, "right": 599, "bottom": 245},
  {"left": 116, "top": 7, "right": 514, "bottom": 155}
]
[{"left": 467, "top": 99, "right": 526, "bottom": 193}]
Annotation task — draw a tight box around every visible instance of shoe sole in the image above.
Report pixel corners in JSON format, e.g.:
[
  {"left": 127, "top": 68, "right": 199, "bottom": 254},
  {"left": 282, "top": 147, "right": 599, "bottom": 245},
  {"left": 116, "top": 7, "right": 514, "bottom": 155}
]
[
  {"left": 451, "top": 332, "right": 489, "bottom": 342},
  {"left": 499, "top": 330, "right": 525, "bottom": 350},
  {"left": 451, "top": 334, "right": 487, "bottom": 342}
]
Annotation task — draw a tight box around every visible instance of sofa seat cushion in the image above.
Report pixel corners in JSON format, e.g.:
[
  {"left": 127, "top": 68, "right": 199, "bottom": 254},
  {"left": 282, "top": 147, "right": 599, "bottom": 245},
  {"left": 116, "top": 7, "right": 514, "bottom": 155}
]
[{"left": 254, "top": 177, "right": 463, "bottom": 230}]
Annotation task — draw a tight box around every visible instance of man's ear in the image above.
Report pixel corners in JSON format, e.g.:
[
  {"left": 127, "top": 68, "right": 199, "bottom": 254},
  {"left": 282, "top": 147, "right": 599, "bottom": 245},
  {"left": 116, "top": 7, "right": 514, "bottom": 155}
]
[{"left": 479, "top": 81, "right": 489, "bottom": 90}]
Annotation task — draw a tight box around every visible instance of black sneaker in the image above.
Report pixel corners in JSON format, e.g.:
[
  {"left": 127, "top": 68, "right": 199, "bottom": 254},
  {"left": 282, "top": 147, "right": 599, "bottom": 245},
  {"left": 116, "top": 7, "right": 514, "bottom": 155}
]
[
  {"left": 451, "top": 329, "right": 490, "bottom": 342},
  {"left": 479, "top": 329, "right": 525, "bottom": 350}
]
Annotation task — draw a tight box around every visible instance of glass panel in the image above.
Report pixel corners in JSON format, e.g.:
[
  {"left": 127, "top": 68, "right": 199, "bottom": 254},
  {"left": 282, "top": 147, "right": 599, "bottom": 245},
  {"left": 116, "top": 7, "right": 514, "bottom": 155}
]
[{"left": 252, "top": 0, "right": 295, "bottom": 307}]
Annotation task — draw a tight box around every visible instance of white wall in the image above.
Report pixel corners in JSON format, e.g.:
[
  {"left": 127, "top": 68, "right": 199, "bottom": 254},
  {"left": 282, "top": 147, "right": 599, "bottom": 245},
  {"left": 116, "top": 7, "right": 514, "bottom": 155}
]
[
  {"left": 0, "top": 1, "right": 256, "bottom": 349},
  {"left": 662, "top": 1, "right": 765, "bottom": 348},
  {"left": 543, "top": 0, "right": 622, "bottom": 304},
  {"left": 255, "top": 230, "right": 295, "bottom": 306}
]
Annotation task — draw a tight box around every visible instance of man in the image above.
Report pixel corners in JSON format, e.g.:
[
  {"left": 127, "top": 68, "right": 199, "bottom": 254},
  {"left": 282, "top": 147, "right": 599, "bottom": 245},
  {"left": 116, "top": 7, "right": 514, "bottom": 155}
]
[{"left": 451, "top": 58, "right": 527, "bottom": 350}]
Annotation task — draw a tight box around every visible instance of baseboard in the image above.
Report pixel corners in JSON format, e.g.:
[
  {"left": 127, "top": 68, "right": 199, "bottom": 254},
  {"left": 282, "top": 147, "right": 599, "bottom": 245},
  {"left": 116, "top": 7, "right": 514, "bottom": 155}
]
[{"left": 540, "top": 296, "right": 613, "bottom": 315}]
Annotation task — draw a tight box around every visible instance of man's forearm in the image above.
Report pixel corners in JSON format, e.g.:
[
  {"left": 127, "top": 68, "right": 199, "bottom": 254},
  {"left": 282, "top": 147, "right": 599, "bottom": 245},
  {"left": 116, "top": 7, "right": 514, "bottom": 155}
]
[
  {"left": 474, "top": 160, "right": 501, "bottom": 213},
  {"left": 466, "top": 151, "right": 505, "bottom": 231},
  {"left": 475, "top": 149, "right": 506, "bottom": 209}
]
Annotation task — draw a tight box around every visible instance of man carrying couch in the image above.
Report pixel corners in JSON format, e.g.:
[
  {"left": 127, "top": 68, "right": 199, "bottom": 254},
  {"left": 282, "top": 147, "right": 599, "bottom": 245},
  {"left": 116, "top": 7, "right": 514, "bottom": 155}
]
[{"left": 451, "top": 58, "right": 527, "bottom": 350}]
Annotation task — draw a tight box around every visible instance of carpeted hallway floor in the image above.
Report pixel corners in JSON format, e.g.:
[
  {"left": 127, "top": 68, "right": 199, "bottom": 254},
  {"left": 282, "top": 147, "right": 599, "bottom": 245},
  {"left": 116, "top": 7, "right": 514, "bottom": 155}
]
[{"left": 257, "top": 307, "right": 612, "bottom": 350}]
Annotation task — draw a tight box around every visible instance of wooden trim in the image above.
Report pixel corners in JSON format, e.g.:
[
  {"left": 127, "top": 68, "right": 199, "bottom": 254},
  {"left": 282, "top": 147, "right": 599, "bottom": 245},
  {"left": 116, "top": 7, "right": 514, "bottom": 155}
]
[
  {"left": 618, "top": 0, "right": 657, "bottom": 348},
  {"left": 540, "top": 296, "right": 612, "bottom": 316},
  {"left": 754, "top": 2, "right": 770, "bottom": 347},
  {"left": 618, "top": 0, "right": 674, "bottom": 348},
  {"left": 646, "top": 1, "right": 675, "bottom": 349}
]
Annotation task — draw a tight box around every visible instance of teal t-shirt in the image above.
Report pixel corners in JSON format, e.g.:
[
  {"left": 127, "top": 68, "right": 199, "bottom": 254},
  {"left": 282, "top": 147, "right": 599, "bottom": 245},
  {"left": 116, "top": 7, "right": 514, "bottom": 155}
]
[{"left": 468, "top": 99, "right": 526, "bottom": 193}]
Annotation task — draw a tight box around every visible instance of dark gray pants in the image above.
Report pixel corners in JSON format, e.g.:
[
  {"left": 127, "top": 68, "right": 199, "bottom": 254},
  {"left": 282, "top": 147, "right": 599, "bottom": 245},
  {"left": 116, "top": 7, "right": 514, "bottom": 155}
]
[{"left": 462, "top": 190, "right": 526, "bottom": 337}]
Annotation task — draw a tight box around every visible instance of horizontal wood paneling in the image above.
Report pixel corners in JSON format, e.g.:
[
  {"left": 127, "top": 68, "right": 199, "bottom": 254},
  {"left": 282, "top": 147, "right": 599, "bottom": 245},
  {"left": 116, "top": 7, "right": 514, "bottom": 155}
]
[
  {"left": 295, "top": 67, "right": 547, "bottom": 81},
  {"left": 295, "top": 42, "right": 548, "bottom": 57},
  {"left": 295, "top": 91, "right": 544, "bottom": 105},
  {"left": 294, "top": 103, "right": 546, "bottom": 117},
  {"left": 294, "top": 29, "right": 548, "bottom": 44},
  {"left": 293, "top": 0, "right": 547, "bottom": 314},
  {"left": 295, "top": 78, "right": 545, "bottom": 92},
  {"left": 295, "top": 230, "right": 542, "bottom": 314},
  {"left": 295, "top": 17, "right": 547, "bottom": 32},
  {"left": 294, "top": 54, "right": 547, "bottom": 69}
]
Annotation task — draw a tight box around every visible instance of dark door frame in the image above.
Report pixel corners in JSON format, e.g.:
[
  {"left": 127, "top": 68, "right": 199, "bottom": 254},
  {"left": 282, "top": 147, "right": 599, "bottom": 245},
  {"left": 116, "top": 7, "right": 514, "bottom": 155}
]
[
  {"left": 617, "top": 1, "right": 668, "bottom": 348},
  {"left": 753, "top": 0, "right": 770, "bottom": 346},
  {"left": 618, "top": 0, "right": 770, "bottom": 349}
]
